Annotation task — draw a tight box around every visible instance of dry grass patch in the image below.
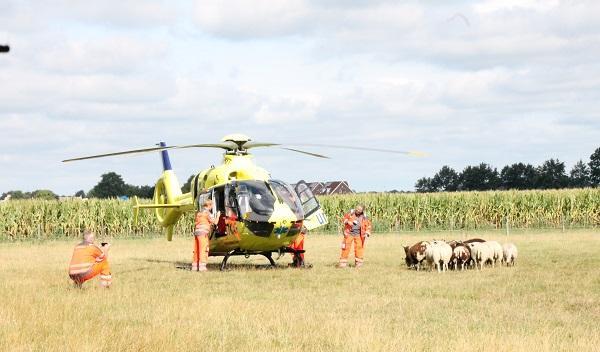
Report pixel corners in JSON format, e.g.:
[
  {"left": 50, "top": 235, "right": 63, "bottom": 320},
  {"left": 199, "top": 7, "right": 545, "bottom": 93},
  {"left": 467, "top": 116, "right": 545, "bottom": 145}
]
[{"left": 0, "top": 230, "right": 598, "bottom": 351}]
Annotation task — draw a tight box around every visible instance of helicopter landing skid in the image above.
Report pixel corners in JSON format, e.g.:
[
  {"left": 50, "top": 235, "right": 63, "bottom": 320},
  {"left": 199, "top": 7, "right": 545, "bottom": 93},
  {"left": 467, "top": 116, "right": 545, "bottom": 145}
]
[{"left": 219, "top": 250, "right": 278, "bottom": 271}]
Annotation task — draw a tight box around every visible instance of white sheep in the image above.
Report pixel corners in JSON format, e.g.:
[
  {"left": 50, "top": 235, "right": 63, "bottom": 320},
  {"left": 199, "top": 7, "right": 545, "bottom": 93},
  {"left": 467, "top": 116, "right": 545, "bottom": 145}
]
[
  {"left": 485, "top": 241, "right": 503, "bottom": 267},
  {"left": 425, "top": 243, "right": 442, "bottom": 272},
  {"left": 467, "top": 242, "right": 492, "bottom": 270},
  {"left": 426, "top": 240, "right": 453, "bottom": 272},
  {"left": 502, "top": 243, "right": 518, "bottom": 266}
]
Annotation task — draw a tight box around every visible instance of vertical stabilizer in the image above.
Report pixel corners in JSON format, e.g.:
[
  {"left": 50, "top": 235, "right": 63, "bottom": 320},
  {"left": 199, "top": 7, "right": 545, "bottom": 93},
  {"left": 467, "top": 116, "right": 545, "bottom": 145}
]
[{"left": 159, "top": 141, "right": 172, "bottom": 171}]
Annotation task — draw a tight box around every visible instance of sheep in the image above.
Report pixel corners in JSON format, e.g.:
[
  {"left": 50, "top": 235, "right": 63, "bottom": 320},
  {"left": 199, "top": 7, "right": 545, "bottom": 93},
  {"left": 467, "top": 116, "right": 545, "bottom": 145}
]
[
  {"left": 447, "top": 240, "right": 459, "bottom": 249},
  {"left": 426, "top": 240, "right": 453, "bottom": 272},
  {"left": 403, "top": 241, "right": 429, "bottom": 271},
  {"left": 452, "top": 244, "right": 471, "bottom": 271},
  {"left": 485, "top": 241, "right": 503, "bottom": 267},
  {"left": 463, "top": 239, "right": 486, "bottom": 267},
  {"left": 463, "top": 238, "right": 486, "bottom": 244},
  {"left": 467, "top": 242, "right": 493, "bottom": 270},
  {"left": 502, "top": 243, "right": 518, "bottom": 266},
  {"left": 425, "top": 243, "right": 442, "bottom": 272},
  {"left": 437, "top": 241, "right": 453, "bottom": 271}
]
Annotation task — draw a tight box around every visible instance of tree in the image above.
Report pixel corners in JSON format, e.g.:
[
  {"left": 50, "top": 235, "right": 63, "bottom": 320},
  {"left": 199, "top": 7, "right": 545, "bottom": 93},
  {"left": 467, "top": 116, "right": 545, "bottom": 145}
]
[
  {"left": 589, "top": 147, "right": 600, "bottom": 186},
  {"left": 569, "top": 160, "right": 591, "bottom": 188},
  {"left": 458, "top": 163, "right": 500, "bottom": 191},
  {"left": 415, "top": 177, "right": 435, "bottom": 193},
  {"left": 31, "top": 189, "right": 58, "bottom": 200},
  {"left": 535, "top": 159, "right": 569, "bottom": 189},
  {"left": 181, "top": 174, "right": 195, "bottom": 193},
  {"left": 3, "top": 190, "right": 28, "bottom": 199},
  {"left": 500, "top": 163, "right": 538, "bottom": 190},
  {"left": 74, "top": 190, "right": 86, "bottom": 198},
  {"left": 88, "top": 172, "right": 127, "bottom": 198},
  {"left": 431, "top": 166, "right": 459, "bottom": 192},
  {"left": 126, "top": 185, "right": 154, "bottom": 198}
]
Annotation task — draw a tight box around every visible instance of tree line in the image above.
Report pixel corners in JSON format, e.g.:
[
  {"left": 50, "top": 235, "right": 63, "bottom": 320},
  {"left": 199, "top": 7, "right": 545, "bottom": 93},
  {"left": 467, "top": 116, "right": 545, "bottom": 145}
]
[
  {"left": 415, "top": 147, "right": 600, "bottom": 192},
  {"left": 1, "top": 172, "right": 155, "bottom": 200}
]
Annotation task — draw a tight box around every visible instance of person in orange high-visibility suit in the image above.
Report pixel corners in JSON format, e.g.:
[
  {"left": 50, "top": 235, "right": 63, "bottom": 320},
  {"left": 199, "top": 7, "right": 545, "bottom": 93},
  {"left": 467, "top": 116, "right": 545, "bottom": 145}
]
[
  {"left": 68, "top": 229, "right": 112, "bottom": 288},
  {"left": 193, "top": 199, "right": 219, "bottom": 272},
  {"left": 288, "top": 226, "right": 307, "bottom": 267},
  {"left": 339, "top": 205, "right": 372, "bottom": 268}
]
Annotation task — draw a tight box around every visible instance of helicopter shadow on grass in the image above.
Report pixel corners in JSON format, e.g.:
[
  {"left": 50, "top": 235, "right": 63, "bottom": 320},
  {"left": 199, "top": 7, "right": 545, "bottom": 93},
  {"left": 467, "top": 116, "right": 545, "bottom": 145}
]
[{"left": 134, "top": 257, "right": 287, "bottom": 271}]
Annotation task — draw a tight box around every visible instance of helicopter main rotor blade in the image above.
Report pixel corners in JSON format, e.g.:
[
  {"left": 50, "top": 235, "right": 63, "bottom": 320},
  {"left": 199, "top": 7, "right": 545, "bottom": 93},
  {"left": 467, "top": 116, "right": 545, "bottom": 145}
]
[
  {"left": 284, "top": 143, "right": 429, "bottom": 157},
  {"left": 174, "top": 142, "right": 239, "bottom": 151},
  {"left": 244, "top": 141, "right": 281, "bottom": 149},
  {"left": 62, "top": 146, "right": 175, "bottom": 162},
  {"left": 62, "top": 143, "right": 236, "bottom": 163},
  {"left": 279, "top": 147, "right": 330, "bottom": 159}
]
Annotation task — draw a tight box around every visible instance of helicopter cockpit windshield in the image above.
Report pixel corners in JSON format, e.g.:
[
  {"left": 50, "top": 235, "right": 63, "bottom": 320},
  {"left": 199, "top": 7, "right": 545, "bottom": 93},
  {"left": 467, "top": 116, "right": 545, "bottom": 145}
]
[
  {"left": 235, "top": 180, "right": 276, "bottom": 222},
  {"left": 233, "top": 180, "right": 305, "bottom": 222}
]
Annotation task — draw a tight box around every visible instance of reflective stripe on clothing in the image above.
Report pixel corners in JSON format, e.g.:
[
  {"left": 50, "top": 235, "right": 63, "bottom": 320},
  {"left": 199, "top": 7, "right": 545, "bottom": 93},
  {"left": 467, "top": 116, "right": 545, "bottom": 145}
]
[
  {"left": 193, "top": 229, "right": 209, "bottom": 236},
  {"left": 69, "top": 259, "right": 111, "bottom": 286},
  {"left": 69, "top": 267, "right": 92, "bottom": 275},
  {"left": 194, "top": 210, "right": 215, "bottom": 232},
  {"left": 69, "top": 241, "right": 105, "bottom": 274},
  {"left": 69, "top": 262, "right": 93, "bottom": 269}
]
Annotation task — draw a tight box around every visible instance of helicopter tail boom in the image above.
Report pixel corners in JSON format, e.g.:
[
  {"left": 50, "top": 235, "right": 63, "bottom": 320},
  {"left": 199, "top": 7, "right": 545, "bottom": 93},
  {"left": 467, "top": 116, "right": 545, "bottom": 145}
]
[{"left": 133, "top": 144, "right": 194, "bottom": 241}]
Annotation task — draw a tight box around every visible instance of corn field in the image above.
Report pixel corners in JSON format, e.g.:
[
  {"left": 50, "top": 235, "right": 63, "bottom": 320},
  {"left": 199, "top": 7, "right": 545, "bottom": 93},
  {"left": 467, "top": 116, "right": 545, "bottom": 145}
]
[
  {"left": 319, "top": 188, "right": 600, "bottom": 233},
  {"left": 1, "top": 189, "right": 599, "bottom": 240},
  {"left": 0, "top": 199, "right": 194, "bottom": 241}
]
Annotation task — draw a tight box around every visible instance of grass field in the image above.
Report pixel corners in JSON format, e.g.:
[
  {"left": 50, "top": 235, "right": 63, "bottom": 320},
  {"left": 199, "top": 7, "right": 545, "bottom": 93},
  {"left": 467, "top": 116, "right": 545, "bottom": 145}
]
[{"left": 1, "top": 230, "right": 599, "bottom": 352}]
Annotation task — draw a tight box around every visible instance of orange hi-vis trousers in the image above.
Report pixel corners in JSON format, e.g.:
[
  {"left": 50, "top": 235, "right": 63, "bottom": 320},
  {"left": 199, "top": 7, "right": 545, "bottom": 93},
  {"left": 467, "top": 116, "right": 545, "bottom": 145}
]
[
  {"left": 291, "top": 233, "right": 305, "bottom": 261},
  {"left": 339, "top": 235, "right": 364, "bottom": 266},
  {"left": 192, "top": 234, "right": 209, "bottom": 271},
  {"left": 69, "top": 260, "right": 112, "bottom": 287}
]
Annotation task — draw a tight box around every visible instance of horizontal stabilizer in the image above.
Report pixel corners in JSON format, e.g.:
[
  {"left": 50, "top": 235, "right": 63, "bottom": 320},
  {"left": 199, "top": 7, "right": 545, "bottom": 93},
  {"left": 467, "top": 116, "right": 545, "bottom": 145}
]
[{"left": 133, "top": 204, "right": 184, "bottom": 209}]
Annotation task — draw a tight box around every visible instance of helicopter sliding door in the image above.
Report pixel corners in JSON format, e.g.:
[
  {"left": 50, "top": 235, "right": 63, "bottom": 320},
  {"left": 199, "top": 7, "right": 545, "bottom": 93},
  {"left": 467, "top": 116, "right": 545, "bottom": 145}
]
[{"left": 294, "top": 180, "right": 328, "bottom": 230}]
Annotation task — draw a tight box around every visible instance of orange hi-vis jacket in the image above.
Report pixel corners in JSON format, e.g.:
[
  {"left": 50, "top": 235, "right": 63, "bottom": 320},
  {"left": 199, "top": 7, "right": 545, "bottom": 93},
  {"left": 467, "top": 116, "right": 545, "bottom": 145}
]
[
  {"left": 342, "top": 212, "right": 372, "bottom": 238},
  {"left": 68, "top": 242, "right": 106, "bottom": 275},
  {"left": 194, "top": 209, "right": 215, "bottom": 235}
]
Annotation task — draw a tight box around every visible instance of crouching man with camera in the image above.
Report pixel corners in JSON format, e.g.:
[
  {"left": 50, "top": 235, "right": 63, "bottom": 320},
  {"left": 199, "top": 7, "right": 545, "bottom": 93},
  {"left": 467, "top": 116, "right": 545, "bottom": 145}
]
[{"left": 68, "top": 229, "right": 112, "bottom": 288}]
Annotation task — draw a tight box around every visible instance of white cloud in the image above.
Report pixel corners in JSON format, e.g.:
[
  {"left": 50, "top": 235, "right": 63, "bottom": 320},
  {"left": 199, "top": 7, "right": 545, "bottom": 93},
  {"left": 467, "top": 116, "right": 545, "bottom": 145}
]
[
  {"left": 1, "top": 0, "right": 599, "bottom": 194},
  {"left": 34, "top": 36, "right": 169, "bottom": 75},
  {"left": 253, "top": 96, "right": 319, "bottom": 124},
  {"left": 193, "top": 0, "right": 311, "bottom": 39},
  {"left": 474, "top": 0, "right": 560, "bottom": 14}
]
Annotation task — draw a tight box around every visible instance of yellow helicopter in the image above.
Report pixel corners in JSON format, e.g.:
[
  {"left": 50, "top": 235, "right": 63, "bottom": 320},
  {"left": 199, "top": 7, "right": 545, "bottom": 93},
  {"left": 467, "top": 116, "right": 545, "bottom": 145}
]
[{"left": 63, "top": 133, "right": 425, "bottom": 269}]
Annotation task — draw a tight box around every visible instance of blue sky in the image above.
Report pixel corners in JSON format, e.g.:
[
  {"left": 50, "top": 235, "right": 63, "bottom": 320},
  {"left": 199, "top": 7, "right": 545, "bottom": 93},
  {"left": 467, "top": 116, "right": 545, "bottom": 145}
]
[{"left": 1, "top": 0, "right": 599, "bottom": 195}]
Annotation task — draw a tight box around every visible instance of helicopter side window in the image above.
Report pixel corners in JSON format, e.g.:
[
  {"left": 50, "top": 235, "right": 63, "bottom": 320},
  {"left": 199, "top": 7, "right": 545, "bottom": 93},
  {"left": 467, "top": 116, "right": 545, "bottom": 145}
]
[
  {"left": 197, "top": 191, "right": 211, "bottom": 210},
  {"left": 294, "top": 181, "right": 321, "bottom": 217},
  {"left": 269, "top": 180, "right": 304, "bottom": 220}
]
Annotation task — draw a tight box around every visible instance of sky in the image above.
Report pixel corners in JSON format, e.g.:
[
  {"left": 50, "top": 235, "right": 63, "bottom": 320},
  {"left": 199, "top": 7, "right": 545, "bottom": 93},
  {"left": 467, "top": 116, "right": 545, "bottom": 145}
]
[{"left": 1, "top": 0, "right": 599, "bottom": 195}]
